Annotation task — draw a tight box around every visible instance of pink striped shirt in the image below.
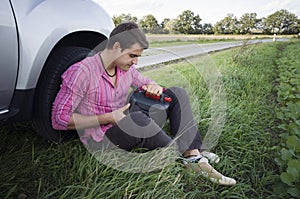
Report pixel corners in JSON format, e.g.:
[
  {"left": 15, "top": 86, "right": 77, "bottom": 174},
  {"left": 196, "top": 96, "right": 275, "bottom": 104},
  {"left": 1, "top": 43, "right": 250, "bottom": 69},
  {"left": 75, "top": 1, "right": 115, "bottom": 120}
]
[{"left": 51, "top": 53, "right": 153, "bottom": 143}]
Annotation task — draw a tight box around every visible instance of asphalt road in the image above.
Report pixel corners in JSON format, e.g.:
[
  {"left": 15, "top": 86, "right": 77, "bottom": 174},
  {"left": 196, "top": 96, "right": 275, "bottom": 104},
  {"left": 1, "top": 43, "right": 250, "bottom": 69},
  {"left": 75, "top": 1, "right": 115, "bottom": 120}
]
[{"left": 137, "top": 38, "right": 286, "bottom": 68}]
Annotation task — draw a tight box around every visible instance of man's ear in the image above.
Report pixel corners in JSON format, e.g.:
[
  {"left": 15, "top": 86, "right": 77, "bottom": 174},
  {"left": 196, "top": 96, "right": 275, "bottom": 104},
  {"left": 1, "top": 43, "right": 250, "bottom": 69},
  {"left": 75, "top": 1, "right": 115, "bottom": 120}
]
[{"left": 112, "top": 42, "right": 121, "bottom": 51}]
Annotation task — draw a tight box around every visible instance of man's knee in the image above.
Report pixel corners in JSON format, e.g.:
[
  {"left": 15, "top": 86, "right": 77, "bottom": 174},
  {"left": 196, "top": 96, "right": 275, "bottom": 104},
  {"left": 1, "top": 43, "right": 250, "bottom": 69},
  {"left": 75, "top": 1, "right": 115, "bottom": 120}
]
[
  {"left": 167, "top": 86, "right": 189, "bottom": 100},
  {"left": 130, "top": 111, "right": 152, "bottom": 126}
]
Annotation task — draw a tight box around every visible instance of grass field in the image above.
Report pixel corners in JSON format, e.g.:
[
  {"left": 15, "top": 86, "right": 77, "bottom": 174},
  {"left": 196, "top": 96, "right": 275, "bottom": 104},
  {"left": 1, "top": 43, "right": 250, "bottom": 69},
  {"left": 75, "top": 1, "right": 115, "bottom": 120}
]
[
  {"left": 146, "top": 34, "right": 296, "bottom": 41},
  {"left": 1, "top": 40, "right": 299, "bottom": 198},
  {"left": 147, "top": 34, "right": 295, "bottom": 47}
]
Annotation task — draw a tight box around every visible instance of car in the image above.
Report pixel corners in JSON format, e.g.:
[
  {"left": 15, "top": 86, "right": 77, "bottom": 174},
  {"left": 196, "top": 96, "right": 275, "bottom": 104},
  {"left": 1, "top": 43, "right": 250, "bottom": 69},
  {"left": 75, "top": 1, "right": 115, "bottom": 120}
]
[{"left": 0, "top": 0, "right": 115, "bottom": 142}]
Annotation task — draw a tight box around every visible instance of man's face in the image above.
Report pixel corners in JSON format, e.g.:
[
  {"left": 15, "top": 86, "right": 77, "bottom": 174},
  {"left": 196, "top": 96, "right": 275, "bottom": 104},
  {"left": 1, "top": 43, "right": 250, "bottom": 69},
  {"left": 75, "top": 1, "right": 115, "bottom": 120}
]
[{"left": 115, "top": 43, "right": 143, "bottom": 71}]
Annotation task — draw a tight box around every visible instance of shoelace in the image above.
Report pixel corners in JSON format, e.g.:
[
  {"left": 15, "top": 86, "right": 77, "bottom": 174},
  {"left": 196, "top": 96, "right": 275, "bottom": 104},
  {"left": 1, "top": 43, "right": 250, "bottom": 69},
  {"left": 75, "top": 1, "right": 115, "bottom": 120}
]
[{"left": 182, "top": 155, "right": 203, "bottom": 165}]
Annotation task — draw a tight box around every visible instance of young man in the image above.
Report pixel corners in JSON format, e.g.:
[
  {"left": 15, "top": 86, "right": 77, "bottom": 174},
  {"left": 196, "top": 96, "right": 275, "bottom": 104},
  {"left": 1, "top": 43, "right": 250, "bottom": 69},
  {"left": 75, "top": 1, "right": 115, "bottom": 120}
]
[{"left": 52, "top": 22, "right": 236, "bottom": 186}]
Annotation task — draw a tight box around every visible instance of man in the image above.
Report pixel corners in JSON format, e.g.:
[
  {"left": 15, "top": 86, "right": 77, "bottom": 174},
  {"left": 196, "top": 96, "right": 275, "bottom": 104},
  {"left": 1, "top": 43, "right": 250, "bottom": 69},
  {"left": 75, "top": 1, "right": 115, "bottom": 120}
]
[{"left": 52, "top": 22, "right": 236, "bottom": 186}]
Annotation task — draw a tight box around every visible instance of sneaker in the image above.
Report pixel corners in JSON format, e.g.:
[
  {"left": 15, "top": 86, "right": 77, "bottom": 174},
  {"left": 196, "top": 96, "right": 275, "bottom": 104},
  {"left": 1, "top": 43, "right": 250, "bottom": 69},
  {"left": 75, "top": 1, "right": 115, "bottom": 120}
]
[
  {"left": 209, "top": 175, "right": 237, "bottom": 186},
  {"left": 184, "top": 157, "right": 236, "bottom": 186},
  {"left": 201, "top": 151, "right": 220, "bottom": 164}
]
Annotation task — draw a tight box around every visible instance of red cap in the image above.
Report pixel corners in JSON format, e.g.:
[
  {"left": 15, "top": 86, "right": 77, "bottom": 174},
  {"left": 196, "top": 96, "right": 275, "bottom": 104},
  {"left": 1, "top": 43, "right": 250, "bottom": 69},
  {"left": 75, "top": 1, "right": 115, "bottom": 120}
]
[{"left": 164, "top": 97, "right": 172, "bottom": 102}]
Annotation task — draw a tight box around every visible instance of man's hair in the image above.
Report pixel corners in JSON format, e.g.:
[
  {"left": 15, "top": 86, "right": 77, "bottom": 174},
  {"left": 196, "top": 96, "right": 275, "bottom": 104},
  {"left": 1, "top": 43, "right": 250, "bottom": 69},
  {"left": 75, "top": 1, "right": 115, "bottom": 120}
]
[{"left": 106, "top": 22, "right": 149, "bottom": 51}]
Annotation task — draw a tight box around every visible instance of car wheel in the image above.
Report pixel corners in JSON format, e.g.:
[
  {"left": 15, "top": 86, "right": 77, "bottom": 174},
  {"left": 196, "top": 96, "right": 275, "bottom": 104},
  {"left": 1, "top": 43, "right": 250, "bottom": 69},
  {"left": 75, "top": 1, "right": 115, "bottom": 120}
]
[{"left": 32, "top": 46, "right": 93, "bottom": 142}]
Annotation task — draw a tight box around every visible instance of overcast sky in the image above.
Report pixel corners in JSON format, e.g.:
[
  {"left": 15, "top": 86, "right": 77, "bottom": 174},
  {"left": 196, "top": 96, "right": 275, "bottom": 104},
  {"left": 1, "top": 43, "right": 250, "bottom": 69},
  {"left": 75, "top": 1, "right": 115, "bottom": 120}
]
[{"left": 94, "top": 0, "right": 300, "bottom": 24}]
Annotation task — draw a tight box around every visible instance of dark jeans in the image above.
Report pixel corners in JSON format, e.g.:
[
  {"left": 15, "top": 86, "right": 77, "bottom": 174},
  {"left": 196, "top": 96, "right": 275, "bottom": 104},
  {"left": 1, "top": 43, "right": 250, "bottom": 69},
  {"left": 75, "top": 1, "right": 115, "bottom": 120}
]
[{"left": 88, "top": 87, "right": 202, "bottom": 154}]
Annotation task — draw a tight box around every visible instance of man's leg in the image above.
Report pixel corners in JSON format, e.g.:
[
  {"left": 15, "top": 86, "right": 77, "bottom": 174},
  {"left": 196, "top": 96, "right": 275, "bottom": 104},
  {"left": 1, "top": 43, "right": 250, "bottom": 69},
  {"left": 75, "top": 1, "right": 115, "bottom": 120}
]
[
  {"left": 103, "top": 111, "right": 172, "bottom": 151},
  {"left": 164, "top": 87, "right": 236, "bottom": 185},
  {"left": 164, "top": 87, "right": 203, "bottom": 153}
]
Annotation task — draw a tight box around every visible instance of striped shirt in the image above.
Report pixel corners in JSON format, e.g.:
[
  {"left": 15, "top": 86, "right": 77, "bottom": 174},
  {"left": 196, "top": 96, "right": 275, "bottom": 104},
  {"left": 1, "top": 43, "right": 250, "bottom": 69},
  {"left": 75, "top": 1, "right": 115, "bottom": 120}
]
[{"left": 51, "top": 53, "right": 153, "bottom": 143}]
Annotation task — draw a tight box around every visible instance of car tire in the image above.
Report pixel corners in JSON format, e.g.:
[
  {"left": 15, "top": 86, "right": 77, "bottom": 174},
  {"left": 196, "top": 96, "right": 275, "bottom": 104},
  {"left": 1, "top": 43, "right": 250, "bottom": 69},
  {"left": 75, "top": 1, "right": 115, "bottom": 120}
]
[{"left": 32, "top": 46, "right": 93, "bottom": 142}]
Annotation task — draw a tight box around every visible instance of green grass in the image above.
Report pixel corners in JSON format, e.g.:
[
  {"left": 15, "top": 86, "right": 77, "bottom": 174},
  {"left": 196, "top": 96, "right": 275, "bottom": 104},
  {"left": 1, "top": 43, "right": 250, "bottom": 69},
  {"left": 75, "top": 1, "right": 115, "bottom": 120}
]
[
  {"left": 143, "top": 42, "right": 283, "bottom": 198},
  {"left": 149, "top": 39, "right": 198, "bottom": 48},
  {"left": 1, "top": 41, "right": 298, "bottom": 198},
  {"left": 149, "top": 38, "right": 238, "bottom": 48}
]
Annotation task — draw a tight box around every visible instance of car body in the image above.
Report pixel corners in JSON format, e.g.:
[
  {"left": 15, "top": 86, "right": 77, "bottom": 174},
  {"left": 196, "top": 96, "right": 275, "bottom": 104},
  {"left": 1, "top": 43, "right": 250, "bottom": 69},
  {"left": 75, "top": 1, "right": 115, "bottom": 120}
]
[{"left": 0, "top": 0, "right": 114, "bottom": 141}]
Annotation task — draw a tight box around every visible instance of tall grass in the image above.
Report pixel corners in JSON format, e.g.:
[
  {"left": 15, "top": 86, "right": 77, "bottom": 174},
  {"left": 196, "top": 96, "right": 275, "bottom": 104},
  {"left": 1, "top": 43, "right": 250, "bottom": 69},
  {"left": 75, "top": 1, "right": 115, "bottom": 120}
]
[
  {"left": 144, "top": 41, "right": 283, "bottom": 198},
  {"left": 1, "top": 41, "right": 295, "bottom": 198}
]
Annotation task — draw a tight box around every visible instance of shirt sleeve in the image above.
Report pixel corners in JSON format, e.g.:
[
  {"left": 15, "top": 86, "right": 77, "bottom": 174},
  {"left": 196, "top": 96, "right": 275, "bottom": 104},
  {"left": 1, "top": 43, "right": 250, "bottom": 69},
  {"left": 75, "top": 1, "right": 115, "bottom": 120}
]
[
  {"left": 51, "top": 64, "right": 89, "bottom": 130},
  {"left": 130, "top": 65, "right": 156, "bottom": 88}
]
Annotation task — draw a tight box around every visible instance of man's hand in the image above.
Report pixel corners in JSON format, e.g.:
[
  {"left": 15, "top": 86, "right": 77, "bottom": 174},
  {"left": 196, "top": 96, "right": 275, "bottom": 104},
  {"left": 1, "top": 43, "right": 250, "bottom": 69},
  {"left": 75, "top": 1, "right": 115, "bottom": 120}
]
[
  {"left": 67, "top": 104, "right": 130, "bottom": 130},
  {"left": 111, "top": 103, "right": 130, "bottom": 124},
  {"left": 142, "top": 83, "right": 163, "bottom": 96}
]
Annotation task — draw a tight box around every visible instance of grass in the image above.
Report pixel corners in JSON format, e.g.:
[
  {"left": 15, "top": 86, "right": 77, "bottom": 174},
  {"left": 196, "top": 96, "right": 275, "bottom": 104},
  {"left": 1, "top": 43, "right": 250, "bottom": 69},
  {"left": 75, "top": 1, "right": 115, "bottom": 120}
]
[
  {"left": 143, "top": 42, "right": 283, "bottom": 198},
  {"left": 146, "top": 34, "right": 294, "bottom": 48},
  {"left": 1, "top": 40, "right": 298, "bottom": 198},
  {"left": 148, "top": 38, "right": 238, "bottom": 48}
]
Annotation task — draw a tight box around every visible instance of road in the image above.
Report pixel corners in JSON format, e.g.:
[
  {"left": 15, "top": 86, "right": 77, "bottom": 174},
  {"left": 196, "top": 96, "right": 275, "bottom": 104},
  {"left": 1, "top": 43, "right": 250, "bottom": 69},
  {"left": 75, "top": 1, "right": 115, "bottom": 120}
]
[{"left": 136, "top": 39, "right": 286, "bottom": 68}]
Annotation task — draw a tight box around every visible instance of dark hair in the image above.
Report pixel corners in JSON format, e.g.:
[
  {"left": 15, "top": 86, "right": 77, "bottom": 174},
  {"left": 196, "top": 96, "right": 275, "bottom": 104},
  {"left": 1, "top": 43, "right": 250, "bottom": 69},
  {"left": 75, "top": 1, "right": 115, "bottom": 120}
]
[{"left": 106, "top": 22, "right": 149, "bottom": 50}]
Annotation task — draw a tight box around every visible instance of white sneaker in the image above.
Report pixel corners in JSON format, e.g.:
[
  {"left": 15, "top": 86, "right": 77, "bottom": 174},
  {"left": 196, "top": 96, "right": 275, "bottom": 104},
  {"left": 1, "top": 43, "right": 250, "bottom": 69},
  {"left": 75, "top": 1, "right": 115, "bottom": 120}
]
[
  {"left": 201, "top": 151, "right": 220, "bottom": 164},
  {"left": 209, "top": 175, "right": 237, "bottom": 186},
  {"left": 184, "top": 157, "right": 236, "bottom": 186}
]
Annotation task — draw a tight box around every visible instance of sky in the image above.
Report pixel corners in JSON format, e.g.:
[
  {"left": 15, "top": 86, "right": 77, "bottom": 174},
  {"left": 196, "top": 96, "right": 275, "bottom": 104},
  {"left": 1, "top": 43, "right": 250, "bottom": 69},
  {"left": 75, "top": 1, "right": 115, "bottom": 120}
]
[{"left": 94, "top": 0, "right": 300, "bottom": 24}]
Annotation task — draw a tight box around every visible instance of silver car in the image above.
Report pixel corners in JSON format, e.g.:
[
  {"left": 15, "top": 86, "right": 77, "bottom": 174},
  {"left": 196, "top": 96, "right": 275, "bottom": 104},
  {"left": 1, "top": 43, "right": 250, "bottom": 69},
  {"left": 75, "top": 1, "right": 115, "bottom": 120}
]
[{"left": 0, "top": 0, "right": 114, "bottom": 141}]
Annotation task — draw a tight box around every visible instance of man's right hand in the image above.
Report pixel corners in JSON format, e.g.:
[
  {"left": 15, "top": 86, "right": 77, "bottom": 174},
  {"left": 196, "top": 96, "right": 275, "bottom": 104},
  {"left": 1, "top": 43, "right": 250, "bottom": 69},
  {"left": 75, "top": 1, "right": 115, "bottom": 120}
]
[
  {"left": 111, "top": 103, "right": 130, "bottom": 124},
  {"left": 67, "top": 103, "right": 130, "bottom": 130}
]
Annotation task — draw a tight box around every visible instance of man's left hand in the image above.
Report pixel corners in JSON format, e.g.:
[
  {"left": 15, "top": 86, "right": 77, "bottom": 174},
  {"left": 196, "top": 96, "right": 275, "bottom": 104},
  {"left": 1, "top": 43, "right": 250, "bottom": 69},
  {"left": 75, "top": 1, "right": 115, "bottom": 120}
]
[{"left": 142, "top": 83, "right": 163, "bottom": 96}]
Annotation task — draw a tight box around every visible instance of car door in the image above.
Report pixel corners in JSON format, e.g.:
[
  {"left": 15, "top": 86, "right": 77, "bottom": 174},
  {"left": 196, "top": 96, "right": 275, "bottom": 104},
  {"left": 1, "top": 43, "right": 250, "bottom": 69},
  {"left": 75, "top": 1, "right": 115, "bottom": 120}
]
[{"left": 0, "top": 0, "right": 19, "bottom": 114}]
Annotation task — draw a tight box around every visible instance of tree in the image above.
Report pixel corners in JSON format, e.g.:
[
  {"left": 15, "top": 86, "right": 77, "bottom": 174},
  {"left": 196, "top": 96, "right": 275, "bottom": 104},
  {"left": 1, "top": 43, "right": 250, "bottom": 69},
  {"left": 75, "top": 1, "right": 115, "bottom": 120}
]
[
  {"left": 112, "top": 14, "right": 138, "bottom": 26},
  {"left": 213, "top": 14, "right": 239, "bottom": 34},
  {"left": 202, "top": 23, "right": 214, "bottom": 34},
  {"left": 239, "top": 13, "right": 258, "bottom": 34},
  {"left": 254, "top": 18, "right": 264, "bottom": 33},
  {"left": 265, "top": 9, "right": 299, "bottom": 34},
  {"left": 260, "top": 17, "right": 271, "bottom": 34},
  {"left": 160, "top": 18, "right": 171, "bottom": 34},
  {"left": 193, "top": 15, "right": 202, "bottom": 34},
  {"left": 213, "top": 21, "right": 224, "bottom": 34},
  {"left": 161, "top": 18, "right": 170, "bottom": 29},
  {"left": 175, "top": 10, "right": 202, "bottom": 34},
  {"left": 138, "top": 14, "right": 160, "bottom": 33},
  {"left": 164, "top": 19, "right": 179, "bottom": 34}
]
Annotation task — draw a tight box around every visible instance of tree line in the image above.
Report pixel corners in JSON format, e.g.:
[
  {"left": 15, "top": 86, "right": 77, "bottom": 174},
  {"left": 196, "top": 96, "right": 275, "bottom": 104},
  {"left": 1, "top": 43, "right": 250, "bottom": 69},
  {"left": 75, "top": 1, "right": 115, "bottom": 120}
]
[{"left": 112, "top": 9, "right": 300, "bottom": 35}]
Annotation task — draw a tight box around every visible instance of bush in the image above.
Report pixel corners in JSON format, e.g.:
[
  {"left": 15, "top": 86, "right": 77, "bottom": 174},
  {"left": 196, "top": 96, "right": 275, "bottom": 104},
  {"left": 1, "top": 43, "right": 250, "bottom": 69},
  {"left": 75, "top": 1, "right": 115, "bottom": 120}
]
[{"left": 274, "top": 41, "right": 300, "bottom": 198}]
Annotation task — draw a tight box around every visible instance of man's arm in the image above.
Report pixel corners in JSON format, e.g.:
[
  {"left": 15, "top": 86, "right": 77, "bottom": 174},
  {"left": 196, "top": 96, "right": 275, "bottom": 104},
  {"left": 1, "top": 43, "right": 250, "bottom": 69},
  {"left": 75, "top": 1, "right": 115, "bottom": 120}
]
[
  {"left": 66, "top": 103, "right": 130, "bottom": 130},
  {"left": 130, "top": 66, "right": 163, "bottom": 96}
]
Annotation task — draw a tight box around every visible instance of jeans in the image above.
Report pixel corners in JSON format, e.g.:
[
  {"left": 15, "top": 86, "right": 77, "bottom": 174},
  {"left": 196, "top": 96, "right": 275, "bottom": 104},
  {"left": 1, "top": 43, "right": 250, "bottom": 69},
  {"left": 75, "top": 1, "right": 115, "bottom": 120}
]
[{"left": 88, "top": 87, "right": 202, "bottom": 154}]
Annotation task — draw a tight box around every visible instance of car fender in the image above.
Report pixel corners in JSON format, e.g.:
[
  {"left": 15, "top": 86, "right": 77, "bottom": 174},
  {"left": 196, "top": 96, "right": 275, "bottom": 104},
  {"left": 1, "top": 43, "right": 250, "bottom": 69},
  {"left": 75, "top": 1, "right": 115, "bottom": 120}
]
[{"left": 10, "top": 0, "right": 114, "bottom": 90}]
